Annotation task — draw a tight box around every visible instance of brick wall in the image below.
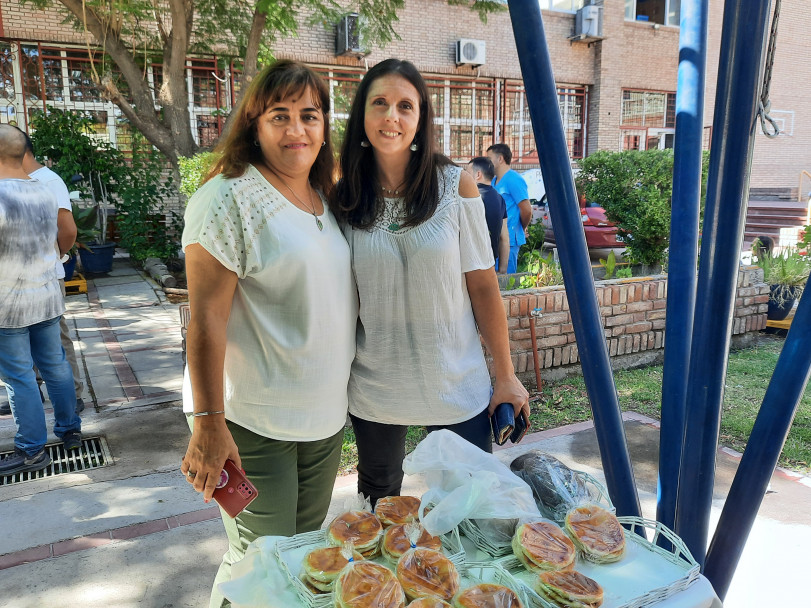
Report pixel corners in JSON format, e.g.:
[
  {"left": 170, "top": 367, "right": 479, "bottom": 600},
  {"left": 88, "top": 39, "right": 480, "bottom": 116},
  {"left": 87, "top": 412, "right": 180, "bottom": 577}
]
[{"left": 491, "top": 266, "right": 769, "bottom": 384}]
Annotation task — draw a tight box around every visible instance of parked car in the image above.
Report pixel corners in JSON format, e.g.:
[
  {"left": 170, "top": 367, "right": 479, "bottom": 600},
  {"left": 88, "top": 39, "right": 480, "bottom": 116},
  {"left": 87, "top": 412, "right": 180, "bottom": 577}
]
[{"left": 520, "top": 168, "right": 625, "bottom": 249}]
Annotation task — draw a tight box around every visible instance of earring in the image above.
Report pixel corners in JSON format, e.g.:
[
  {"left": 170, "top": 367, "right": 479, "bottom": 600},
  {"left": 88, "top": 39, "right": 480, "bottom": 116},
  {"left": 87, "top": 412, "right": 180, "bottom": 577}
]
[
  {"left": 410, "top": 141, "right": 418, "bottom": 152},
  {"left": 253, "top": 140, "right": 260, "bottom": 147},
  {"left": 321, "top": 141, "right": 326, "bottom": 147},
  {"left": 361, "top": 140, "right": 370, "bottom": 148}
]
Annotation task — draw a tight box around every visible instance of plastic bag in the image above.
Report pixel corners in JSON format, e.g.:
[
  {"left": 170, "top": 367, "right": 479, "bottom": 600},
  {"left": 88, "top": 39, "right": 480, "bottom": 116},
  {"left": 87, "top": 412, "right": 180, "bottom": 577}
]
[
  {"left": 469, "top": 517, "right": 518, "bottom": 545},
  {"left": 395, "top": 547, "right": 460, "bottom": 603},
  {"left": 453, "top": 583, "right": 525, "bottom": 608},
  {"left": 535, "top": 570, "right": 604, "bottom": 608},
  {"left": 509, "top": 451, "right": 598, "bottom": 522},
  {"left": 326, "top": 494, "right": 383, "bottom": 557},
  {"left": 402, "top": 430, "right": 540, "bottom": 536},
  {"left": 381, "top": 521, "right": 442, "bottom": 563},
  {"left": 333, "top": 548, "right": 406, "bottom": 608}
]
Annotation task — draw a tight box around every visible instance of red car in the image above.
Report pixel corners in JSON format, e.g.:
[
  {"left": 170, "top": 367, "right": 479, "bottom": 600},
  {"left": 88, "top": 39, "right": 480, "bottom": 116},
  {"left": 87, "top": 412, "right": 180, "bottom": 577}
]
[{"left": 534, "top": 201, "right": 625, "bottom": 249}]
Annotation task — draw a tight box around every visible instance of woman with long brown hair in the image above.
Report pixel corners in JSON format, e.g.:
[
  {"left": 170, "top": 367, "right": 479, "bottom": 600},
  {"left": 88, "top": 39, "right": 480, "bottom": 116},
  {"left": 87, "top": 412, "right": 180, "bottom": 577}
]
[
  {"left": 334, "top": 59, "right": 529, "bottom": 505},
  {"left": 180, "top": 60, "right": 357, "bottom": 606}
]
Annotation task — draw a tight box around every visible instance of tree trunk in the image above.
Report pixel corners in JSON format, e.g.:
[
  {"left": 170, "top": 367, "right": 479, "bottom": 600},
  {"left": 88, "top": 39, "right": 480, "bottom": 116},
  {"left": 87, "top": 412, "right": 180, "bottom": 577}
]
[{"left": 221, "top": 7, "right": 267, "bottom": 138}]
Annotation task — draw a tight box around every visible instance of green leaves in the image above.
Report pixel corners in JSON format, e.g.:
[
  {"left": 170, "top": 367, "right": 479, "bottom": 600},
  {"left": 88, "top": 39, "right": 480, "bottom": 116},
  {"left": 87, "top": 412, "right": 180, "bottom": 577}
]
[{"left": 577, "top": 149, "right": 710, "bottom": 267}]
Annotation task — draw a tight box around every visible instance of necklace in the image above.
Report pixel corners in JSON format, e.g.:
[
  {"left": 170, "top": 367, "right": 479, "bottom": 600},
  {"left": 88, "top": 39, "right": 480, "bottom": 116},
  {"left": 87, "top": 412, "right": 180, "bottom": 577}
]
[
  {"left": 380, "top": 180, "right": 405, "bottom": 197},
  {"left": 265, "top": 164, "right": 323, "bottom": 231}
]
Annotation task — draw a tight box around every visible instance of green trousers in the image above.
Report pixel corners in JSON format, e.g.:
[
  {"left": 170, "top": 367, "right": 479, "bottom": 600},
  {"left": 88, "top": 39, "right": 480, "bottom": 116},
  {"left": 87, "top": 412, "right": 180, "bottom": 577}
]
[{"left": 187, "top": 416, "right": 343, "bottom": 608}]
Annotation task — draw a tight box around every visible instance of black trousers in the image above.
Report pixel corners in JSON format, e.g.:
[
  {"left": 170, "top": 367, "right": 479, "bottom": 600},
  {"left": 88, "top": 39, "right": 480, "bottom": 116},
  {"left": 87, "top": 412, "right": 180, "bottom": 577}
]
[{"left": 349, "top": 407, "right": 492, "bottom": 506}]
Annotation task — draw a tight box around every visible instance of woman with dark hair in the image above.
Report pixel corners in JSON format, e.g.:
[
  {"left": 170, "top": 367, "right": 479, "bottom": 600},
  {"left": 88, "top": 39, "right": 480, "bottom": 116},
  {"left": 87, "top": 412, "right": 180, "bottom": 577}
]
[
  {"left": 334, "top": 58, "right": 529, "bottom": 504},
  {"left": 180, "top": 60, "right": 357, "bottom": 606}
]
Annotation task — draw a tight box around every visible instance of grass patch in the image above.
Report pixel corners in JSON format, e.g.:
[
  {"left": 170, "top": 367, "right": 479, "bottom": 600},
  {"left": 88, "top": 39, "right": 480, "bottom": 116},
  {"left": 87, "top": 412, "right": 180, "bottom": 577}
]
[{"left": 339, "top": 336, "right": 810, "bottom": 476}]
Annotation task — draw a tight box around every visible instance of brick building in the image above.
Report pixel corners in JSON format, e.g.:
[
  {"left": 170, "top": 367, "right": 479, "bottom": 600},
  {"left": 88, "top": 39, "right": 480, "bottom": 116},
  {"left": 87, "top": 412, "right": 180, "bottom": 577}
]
[{"left": 1, "top": 0, "right": 808, "bottom": 195}]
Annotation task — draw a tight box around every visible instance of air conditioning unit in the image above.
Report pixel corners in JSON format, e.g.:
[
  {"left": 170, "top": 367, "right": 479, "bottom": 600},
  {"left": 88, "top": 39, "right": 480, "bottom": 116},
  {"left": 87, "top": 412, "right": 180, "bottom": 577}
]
[
  {"left": 456, "top": 39, "right": 486, "bottom": 67},
  {"left": 336, "top": 14, "right": 365, "bottom": 56},
  {"left": 575, "top": 5, "right": 604, "bottom": 38}
]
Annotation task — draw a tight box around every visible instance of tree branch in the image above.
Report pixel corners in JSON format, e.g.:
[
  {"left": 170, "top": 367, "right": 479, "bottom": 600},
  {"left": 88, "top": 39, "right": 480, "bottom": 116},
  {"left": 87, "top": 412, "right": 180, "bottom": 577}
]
[{"left": 221, "top": 5, "right": 266, "bottom": 137}]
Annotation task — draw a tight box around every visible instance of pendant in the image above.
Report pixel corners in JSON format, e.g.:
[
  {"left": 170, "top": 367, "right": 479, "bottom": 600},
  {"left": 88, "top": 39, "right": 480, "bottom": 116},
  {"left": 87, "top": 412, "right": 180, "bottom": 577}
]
[
  {"left": 316, "top": 216, "right": 324, "bottom": 231},
  {"left": 388, "top": 222, "right": 400, "bottom": 231}
]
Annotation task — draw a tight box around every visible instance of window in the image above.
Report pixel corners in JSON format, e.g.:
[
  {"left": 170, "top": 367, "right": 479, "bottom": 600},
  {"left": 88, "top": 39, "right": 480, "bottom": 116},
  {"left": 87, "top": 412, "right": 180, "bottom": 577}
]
[
  {"left": 540, "top": 0, "right": 586, "bottom": 12},
  {"left": 620, "top": 89, "right": 677, "bottom": 150},
  {"left": 1, "top": 43, "right": 15, "bottom": 101},
  {"left": 66, "top": 51, "right": 103, "bottom": 103},
  {"left": 625, "top": 0, "right": 681, "bottom": 27}
]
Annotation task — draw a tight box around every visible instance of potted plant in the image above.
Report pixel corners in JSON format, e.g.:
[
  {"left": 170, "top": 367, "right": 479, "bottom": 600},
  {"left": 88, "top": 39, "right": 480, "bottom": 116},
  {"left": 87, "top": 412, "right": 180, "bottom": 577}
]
[
  {"left": 64, "top": 202, "right": 101, "bottom": 280},
  {"left": 753, "top": 240, "right": 809, "bottom": 321},
  {"left": 76, "top": 171, "right": 117, "bottom": 274}
]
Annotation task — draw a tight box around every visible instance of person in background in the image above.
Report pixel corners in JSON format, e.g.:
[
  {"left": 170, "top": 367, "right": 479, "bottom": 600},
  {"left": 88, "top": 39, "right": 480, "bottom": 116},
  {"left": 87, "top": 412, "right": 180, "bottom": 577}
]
[
  {"left": 179, "top": 61, "right": 356, "bottom": 607},
  {"left": 466, "top": 156, "right": 509, "bottom": 274},
  {"left": 0, "top": 124, "right": 82, "bottom": 475},
  {"left": 334, "top": 58, "right": 529, "bottom": 506},
  {"left": 21, "top": 129, "right": 84, "bottom": 414},
  {"left": 487, "top": 143, "right": 531, "bottom": 273}
]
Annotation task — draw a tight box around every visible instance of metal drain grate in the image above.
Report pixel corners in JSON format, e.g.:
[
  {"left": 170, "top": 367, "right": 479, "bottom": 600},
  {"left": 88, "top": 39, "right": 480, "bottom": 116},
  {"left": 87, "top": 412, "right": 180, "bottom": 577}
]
[{"left": 0, "top": 436, "right": 112, "bottom": 486}]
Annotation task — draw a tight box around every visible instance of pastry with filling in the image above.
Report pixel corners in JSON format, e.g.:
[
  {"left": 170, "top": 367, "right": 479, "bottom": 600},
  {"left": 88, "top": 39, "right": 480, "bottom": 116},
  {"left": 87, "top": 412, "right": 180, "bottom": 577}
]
[
  {"left": 333, "top": 561, "right": 406, "bottom": 608},
  {"left": 452, "top": 583, "right": 524, "bottom": 608},
  {"left": 563, "top": 505, "right": 625, "bottom": 563},
  {"left": 511, "top": 521, "right": 576, "bottom": 572},
  {"left": 300, "top": 546, "right": 364, "bottom": 593},
  {"left": 535, "top": 570, "right": 603, "bottom": 608},
  {"left": 382, "top": 524, "right": 443, "bottom": 563},
  {"left": 375, "top": 496, "right": 422, "bottom": 527},
  {"left": 327, "top": 510, "right": 384, "bottom": 558},
  {"left": 396, "top": 548, "right": 460, "bottom": 602}
]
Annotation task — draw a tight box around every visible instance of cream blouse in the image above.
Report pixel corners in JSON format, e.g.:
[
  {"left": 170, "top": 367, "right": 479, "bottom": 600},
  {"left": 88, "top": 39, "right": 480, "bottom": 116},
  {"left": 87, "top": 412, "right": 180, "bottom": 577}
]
[{"left": 344, "top": 164, "right": 495, "bottom": 426}]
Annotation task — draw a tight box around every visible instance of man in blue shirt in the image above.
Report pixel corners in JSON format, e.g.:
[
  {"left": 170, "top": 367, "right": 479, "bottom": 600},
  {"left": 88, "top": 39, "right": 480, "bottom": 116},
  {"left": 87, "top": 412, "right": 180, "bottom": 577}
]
[
  {"left": 465, "top": 157, "right": 509, "bottom": 273},
  {"left": 487, "top": 144, "right": 531, "bottom": 273}
]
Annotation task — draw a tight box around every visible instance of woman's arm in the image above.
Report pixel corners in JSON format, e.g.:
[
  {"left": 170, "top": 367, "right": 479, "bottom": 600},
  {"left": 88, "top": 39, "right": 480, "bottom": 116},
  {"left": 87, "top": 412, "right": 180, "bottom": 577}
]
[
  {"left": 181, "top": 243, "right": 242, "bottom": 501},
  {"left": 466, "top": 268, "right": 530, "bottom": 419},
  {"left": 459, "top": 170, "right": 530, "bottom": 418}
]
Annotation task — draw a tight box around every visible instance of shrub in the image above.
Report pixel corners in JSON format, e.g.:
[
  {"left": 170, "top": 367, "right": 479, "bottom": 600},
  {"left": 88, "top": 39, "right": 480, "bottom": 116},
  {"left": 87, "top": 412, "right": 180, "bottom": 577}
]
[
  {"left": 179, "top": 152, "right": 218, "bottom": 200},
  {"left": 576, "top": 149, "right": 709, "bottom": 267}
]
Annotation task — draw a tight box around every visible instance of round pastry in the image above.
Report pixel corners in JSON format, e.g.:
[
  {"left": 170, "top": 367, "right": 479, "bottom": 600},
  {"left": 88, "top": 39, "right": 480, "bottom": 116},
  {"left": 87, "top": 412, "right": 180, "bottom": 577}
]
[
  {"left": 511, "top": 521, "right": 576, "bottom": 572},
  {"left": 327, "top": 510, "right": 384, "bottom": 555},
  {"left": 452, "top": 583, "right": 524, "bottom": 608},
  {"left": 303, "top": 546, "right": 364, "bottom": 586},
  {"left": 396, "top": 548, "right": 460, "bottom": 602},
  {"left": 375, "top": 496, "right": 422, "bottom": 527},
  {"left": 301, "top": 572, "right": 332, "bottom": 593},
  {"left": 564, "top": 505, "right": 625, "bottom": 563},
  {"left": 535, "top": 570, "right": 603, "bottom": 608},
  {"left": 382, "top": 524, "right": 443, "bottom": 563},
  {"left": 408, "top": 598, "right": 452, "bottom": 608},
  {"left": 334, "top": 561, "right": 406, "bottom": 608}
]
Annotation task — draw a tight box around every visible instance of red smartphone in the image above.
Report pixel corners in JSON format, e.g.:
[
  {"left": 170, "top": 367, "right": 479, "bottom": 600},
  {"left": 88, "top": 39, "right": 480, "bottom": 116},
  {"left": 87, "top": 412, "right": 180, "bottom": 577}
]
[{"left": 212, "top": 459, "right": 259, "bottom": 518}]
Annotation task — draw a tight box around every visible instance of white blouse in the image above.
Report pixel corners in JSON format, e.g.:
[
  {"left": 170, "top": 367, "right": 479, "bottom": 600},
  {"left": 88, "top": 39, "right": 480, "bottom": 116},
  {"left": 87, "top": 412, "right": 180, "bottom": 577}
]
[
  {"left": 344, "top": 164, "right": 495, "bottom": 426},
  {"left": 181, "top": 165, "right": 358, "bottom": 442}
]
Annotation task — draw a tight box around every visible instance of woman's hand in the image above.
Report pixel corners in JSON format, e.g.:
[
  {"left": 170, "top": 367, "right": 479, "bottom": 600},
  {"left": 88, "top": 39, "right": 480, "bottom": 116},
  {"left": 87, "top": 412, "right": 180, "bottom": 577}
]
[
  {"left": 489, "top": 373, "right": 531, "bottom": 421},
  {"left": 181, "top": 417, "right": 242, "bottom": 502}
]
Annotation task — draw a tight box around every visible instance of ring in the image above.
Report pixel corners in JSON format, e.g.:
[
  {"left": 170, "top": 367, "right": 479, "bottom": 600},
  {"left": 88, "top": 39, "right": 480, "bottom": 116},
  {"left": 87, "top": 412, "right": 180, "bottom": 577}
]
[{"left": 187, "top": 470, "right": 197, "bottom": 479}]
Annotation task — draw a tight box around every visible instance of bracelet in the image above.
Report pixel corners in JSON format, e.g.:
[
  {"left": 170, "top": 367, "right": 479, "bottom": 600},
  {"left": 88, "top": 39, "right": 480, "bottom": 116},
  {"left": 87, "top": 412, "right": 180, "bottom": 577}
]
[{"left": 191, "top": 410, "right": 225, "bottom": 417}]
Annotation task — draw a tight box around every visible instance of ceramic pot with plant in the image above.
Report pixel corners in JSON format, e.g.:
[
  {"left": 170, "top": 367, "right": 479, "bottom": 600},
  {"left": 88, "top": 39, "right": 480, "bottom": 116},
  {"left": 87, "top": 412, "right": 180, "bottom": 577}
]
[{"left": 753, "top": 241, "right": 810, "bottom": 321}]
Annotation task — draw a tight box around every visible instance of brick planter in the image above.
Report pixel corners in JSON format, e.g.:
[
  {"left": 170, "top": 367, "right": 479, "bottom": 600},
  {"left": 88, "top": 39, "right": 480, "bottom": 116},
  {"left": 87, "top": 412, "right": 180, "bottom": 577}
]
[{"left": 489, "top": 266, "right": 769, "bottom": 384}]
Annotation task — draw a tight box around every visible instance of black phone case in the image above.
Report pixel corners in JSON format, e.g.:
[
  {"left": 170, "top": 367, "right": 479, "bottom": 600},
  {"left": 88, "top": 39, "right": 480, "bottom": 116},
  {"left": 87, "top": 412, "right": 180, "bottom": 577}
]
[
  {"left": 491, "top": 402, "right": 515, "bottom": 446},
  {"left": 510, "top": 410, "right": 529, "bottom": 444}
]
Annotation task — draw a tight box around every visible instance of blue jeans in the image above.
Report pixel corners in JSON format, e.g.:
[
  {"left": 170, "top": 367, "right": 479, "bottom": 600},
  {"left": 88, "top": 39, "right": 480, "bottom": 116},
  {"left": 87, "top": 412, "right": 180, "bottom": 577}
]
[
  {"left": 0, "top": 316, "right": 81, "bottom": 455},
  {"left": 507, "top": 245, "right": 521, "bottom": 274}
]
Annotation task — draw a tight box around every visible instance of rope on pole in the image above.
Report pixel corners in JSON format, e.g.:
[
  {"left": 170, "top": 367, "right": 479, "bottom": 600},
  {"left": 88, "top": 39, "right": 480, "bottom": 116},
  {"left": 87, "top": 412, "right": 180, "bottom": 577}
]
[{"left": 758, "top": 0, "right": 782, "bottom": 138}]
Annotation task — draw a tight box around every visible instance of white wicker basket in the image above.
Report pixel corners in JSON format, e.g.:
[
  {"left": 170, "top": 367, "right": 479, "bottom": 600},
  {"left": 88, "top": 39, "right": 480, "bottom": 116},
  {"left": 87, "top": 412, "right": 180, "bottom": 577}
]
[
  {"left": 273, "top": 527, "right": 467, "bottom": 608},
  {"left": 496, "top": 516, "right": 700, "bottom": 608}
]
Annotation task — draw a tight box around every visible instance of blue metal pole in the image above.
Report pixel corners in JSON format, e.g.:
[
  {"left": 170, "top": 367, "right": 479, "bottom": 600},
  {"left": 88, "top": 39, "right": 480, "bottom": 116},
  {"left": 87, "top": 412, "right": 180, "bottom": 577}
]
[
  {"left": 506, "top": 0, "right": 641, "bottom": 519},
  {"left": 656, "top": 0, "right": 709, "bottom": 535},
  {"left": 673, "top": 0, "right": 774, "bottom": 567},
  {"left": 703, "top": 294, "right": 811, "bottom": 599}
]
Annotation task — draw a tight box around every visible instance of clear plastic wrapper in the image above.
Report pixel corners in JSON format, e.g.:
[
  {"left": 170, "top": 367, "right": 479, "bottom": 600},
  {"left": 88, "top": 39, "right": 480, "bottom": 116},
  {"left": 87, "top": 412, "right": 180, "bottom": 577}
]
[
  {"left": 396, "top": 546, "right": 460, "bottom": 603},
  {"left": 563, "top": 504, "right": 625, "bottom": 564},
  {"left": 299, "top": 545, "right": 365, "bottom": 593},
  {"left": 469, "top": 518, "right": 518, "bottom": 546},
  {"left": 509, "top": 451, "right": 598, "bottom": 522},
  {"left": 452, "top": 583, "right": 525, "bottom": 608},
  {"left": 375, "top": 496, "right": 421, "bottom": 527},
  {"left": 534, "top": 570, "right": 603, "bottom": 608},
  {"left": 408, "top": 597, "right": 452, "bottom": 607},
  {"left": 333, "top": 552, "right": 406, "bottom": 608},
  {"left": 382, "top": 522, "right": 442, "bottom": 563},
  {"left": 511, "top": 520, "right": 576, "bottom": 573},
  {"left": 401, "top": 430, "right": 540, "bottom": 536},
  {"left": 327, "top": 495, "right": 384, "bottom": 558}
]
